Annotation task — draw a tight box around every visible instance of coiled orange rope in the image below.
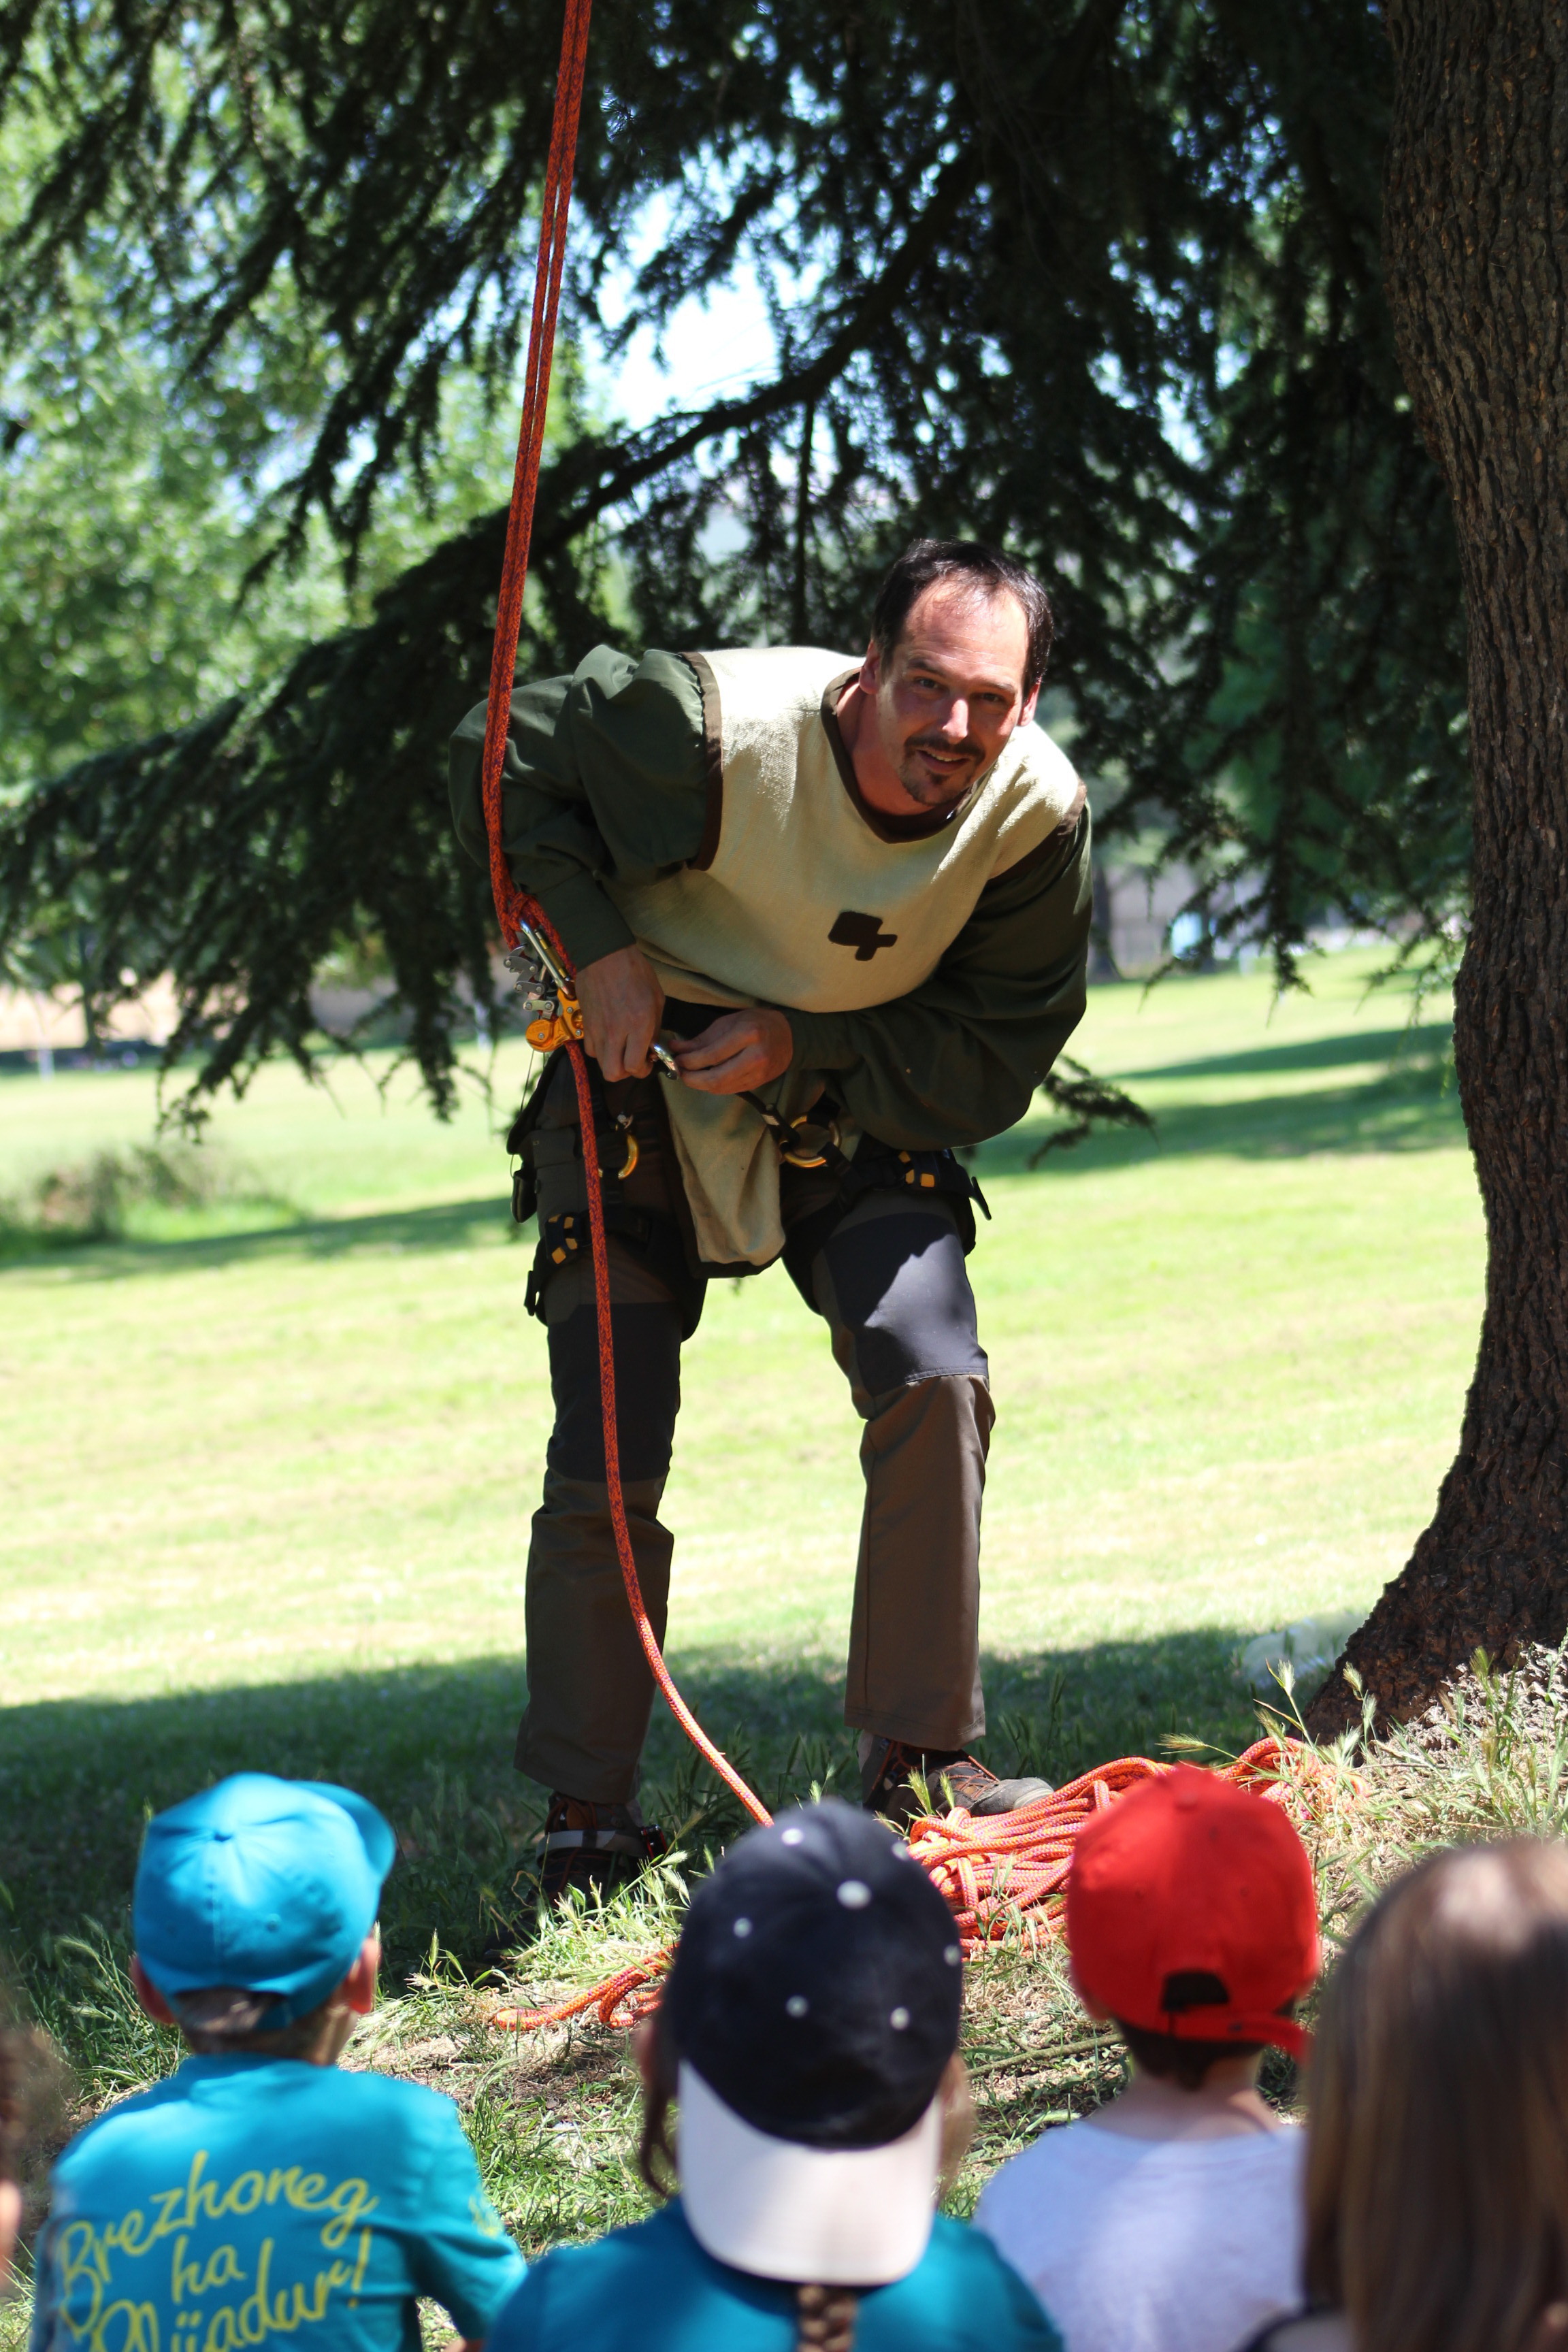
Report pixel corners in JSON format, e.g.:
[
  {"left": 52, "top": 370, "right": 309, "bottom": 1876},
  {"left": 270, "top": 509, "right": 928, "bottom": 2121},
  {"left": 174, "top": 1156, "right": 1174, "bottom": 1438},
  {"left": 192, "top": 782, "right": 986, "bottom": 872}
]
[
  {"left": 489, "top": 1733, "right": 1348, "bottom": 2031},
  {"left": 905, "top": 1734, "right": 1343, "bottom": 1948}
]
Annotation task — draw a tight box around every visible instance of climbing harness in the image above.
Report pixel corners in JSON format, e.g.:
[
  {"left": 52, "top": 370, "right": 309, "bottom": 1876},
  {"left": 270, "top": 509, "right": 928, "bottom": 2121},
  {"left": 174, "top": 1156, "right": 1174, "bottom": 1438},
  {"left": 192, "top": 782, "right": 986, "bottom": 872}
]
[{"left": 478, "top": 2, "right": 1348, "bottom": 2033}]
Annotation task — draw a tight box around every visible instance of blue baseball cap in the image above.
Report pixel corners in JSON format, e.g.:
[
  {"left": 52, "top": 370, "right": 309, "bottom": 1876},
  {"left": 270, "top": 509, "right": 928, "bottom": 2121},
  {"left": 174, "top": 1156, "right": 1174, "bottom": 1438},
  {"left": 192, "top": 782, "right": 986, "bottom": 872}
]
[{"left": 133, "top": 1774, "right": 396, "bottom": 2024}]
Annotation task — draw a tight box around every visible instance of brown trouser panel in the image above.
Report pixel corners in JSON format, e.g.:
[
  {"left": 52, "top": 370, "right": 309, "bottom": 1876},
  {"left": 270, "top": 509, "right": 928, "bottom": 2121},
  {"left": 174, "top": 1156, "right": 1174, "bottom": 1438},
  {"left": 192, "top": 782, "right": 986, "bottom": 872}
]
[
  {"left": 514, "top": 1064, "right": 992, "bottom": 1801},
  {"left": 810, "top": 1189, "right": 990, "bottom": 1754},
  {"left": 844, "top": 1373, "right": 992, "bottom": 1749},
  {"left": 520, "top": 1467, "right": 674, "bottom": 1802}
]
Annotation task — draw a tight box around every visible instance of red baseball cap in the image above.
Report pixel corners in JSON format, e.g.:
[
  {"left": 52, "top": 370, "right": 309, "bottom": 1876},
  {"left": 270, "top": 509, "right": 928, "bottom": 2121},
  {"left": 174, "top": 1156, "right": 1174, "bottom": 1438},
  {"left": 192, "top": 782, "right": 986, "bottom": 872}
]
[{"left": 1066, "top": 1767, "right": 1319, "bottom": 2059}]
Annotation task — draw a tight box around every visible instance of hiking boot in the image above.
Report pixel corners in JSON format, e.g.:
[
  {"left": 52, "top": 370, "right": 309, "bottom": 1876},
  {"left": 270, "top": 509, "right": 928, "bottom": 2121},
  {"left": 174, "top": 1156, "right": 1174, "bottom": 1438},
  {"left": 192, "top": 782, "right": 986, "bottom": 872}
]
[
  {"left": 860, "top": 1737, "right": 1054, "bottom": 1831},
  {"left": 536, "top": 1793, "right": 669, "bottom": 1907}
]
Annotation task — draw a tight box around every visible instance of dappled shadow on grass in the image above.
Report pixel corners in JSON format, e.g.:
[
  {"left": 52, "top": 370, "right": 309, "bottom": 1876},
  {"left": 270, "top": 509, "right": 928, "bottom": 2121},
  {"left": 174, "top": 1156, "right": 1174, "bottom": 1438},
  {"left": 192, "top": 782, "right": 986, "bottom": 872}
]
[
  {"left": 0, "top": 1192, "right": 521, "bottom": 1279},
  {"left": 0, "top": 1627, "right": 1260, "bottom": 1989},
  {"left": 1117, "top": 1019, "right": 1453, "bottom": 1085},
  {"left": 0, "top": 1631, "right": 1284, "bottom": 2260},
  {"left": 981, "top": 1042, "right": 1465, "bottom": 1181}
]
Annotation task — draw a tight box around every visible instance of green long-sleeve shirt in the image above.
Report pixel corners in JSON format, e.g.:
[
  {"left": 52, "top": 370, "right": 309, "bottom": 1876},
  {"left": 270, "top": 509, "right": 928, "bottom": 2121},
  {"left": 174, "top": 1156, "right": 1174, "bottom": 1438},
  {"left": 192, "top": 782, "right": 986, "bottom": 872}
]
[{"left": 449, "top": 644, "right": 1091, "bottom": 1154}]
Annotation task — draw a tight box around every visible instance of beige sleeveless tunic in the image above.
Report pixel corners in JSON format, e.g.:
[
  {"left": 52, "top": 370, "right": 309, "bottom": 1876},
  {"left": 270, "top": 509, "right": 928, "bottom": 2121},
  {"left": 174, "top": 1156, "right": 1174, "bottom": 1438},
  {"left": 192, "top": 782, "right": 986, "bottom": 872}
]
[{"left": 606, "top": 646, "right": 1083, "bottom": 1267}]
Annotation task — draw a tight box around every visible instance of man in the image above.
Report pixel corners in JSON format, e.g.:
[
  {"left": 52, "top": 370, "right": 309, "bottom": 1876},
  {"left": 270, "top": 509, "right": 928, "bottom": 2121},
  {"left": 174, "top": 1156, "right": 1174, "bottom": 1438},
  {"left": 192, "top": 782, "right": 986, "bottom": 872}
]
[{"left": 450, "top": 538, "right": 1091, "bottom": 1896}]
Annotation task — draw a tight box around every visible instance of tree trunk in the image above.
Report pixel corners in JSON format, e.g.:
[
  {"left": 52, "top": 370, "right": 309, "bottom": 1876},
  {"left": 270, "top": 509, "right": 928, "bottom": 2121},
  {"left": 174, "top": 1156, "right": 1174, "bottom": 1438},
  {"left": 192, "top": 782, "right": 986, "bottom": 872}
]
[{"left": 1309, "top": 0, "right": 1568, "bottom": 1735}]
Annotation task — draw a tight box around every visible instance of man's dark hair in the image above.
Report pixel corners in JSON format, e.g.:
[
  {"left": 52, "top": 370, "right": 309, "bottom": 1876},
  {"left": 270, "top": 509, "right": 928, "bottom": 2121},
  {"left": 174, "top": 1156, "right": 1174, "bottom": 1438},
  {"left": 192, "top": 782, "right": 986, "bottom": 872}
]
[{"left": 870, "top": 538, "right": 1054, "bottom": 696}]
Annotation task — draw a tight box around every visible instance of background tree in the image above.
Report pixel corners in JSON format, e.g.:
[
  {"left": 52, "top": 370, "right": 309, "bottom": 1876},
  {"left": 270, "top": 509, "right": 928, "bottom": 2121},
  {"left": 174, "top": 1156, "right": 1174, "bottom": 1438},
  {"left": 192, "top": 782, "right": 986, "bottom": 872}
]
[
  {"left": 1308, "top": 1, "right": 1568, "bottom": 1731},
  {"left": 0, "top": 0, "right": 1467, "bottom": 1108}
]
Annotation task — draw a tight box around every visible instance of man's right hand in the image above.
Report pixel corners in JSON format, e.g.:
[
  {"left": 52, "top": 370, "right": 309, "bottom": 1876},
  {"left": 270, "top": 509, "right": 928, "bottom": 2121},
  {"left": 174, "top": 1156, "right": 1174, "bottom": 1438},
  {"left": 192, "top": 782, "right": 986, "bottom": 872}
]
[{"left": 575, "top": 945, "right": 666, "bottom": 1081}]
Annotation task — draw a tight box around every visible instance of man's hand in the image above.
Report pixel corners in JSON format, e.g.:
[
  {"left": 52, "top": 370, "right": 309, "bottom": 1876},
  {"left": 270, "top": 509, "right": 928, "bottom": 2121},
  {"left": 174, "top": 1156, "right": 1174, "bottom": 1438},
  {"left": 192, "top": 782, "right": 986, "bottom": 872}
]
[
  {"left": 576, "top": 945, "right": 666, "bottom": 1080},
  {"left": 674, "top": 1009, "right": 794, "bottom": 1096}
]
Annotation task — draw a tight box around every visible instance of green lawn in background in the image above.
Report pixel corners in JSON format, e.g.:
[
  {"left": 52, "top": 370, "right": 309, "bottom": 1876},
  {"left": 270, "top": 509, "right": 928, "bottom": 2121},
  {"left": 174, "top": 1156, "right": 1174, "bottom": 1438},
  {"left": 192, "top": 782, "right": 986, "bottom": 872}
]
[{"left": 0, "top": 951, "right": 1478, "bottom": 1972}]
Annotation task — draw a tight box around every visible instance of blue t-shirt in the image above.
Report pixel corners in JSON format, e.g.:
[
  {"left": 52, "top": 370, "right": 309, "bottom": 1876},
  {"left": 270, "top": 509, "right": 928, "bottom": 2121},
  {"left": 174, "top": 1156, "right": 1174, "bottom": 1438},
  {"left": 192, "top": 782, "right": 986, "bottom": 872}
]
[
  {"left": 31, "top": 2053, "right": 526, "bottom": 2352},
  {"left": 488, "top": 2200, "right": 1062, "bottom": 2352}
]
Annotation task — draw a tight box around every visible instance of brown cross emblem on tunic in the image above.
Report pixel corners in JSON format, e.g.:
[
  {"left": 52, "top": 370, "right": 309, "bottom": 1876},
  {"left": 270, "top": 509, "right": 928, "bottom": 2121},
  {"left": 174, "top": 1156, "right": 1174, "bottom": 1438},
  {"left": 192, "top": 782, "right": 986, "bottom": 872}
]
[{"left": 829, "top": 910, "right": 899, "bottom": 961}]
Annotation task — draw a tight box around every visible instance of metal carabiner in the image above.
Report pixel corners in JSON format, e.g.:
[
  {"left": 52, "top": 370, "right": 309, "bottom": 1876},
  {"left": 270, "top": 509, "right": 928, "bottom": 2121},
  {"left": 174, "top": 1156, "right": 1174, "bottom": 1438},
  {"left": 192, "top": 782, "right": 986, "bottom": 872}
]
[
  {"left": 515, "top": 917, "right": 576, "bottom": 999},
  {"left": 589, "top": 1116, "right": 638, "bottom": 1182}
]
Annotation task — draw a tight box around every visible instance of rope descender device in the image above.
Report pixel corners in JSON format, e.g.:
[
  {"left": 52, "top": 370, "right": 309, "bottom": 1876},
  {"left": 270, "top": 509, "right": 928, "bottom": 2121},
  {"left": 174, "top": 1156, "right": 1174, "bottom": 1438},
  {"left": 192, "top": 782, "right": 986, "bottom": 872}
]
[{"left": 508, "top": 919, "right": 585, "bottom": 1054}]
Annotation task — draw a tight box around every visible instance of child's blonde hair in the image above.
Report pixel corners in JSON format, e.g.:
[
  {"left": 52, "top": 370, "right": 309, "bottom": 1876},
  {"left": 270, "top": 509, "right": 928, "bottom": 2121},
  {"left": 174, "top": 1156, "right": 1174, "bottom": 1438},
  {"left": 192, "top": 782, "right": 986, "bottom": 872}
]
[{"left": 1307, "top": 1839, "right": 1568, "bottom": 2352}]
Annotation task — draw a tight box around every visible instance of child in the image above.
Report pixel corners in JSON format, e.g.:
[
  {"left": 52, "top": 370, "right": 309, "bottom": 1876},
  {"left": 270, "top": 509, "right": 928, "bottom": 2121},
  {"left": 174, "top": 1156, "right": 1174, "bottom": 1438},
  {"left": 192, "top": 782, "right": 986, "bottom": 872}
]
[
  {"left": 1, "top": 1999, "right": 25, "bottom": 2285},
  {"left": 30, "top": 1773, "right": 525, "bottom": 2352},
  {"left": 487, "top": 1797, "right": 1064, "bottom": 2352},
  {"left": 976, "top": 1766, "right": 1319, "bottom": 2352},
  {"left": 1239, "top": 1838, "right": 1568, "bottom": 2352}
]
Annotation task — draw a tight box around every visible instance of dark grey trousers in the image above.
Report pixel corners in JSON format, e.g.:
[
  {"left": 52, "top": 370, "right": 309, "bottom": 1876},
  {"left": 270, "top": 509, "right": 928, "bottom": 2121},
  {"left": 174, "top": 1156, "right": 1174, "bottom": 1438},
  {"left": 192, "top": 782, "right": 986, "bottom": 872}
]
[{"left": 517, "top": 1071, "right": 992, "bottom": 1803}]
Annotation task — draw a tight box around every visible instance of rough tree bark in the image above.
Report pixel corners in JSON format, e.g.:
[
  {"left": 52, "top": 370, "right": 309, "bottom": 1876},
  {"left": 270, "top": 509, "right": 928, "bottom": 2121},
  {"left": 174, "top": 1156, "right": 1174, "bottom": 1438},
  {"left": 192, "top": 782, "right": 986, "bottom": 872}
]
[{"left": 1309, "top": 0, "right": 1568, "bottom": 1735}]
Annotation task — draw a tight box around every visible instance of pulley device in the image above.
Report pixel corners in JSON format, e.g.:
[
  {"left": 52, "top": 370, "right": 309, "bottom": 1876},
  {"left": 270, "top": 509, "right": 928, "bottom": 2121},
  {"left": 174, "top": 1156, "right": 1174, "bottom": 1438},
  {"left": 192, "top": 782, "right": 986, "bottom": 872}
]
[{"left": 504, "top": 923, "right": 583, "bottom": 1055}]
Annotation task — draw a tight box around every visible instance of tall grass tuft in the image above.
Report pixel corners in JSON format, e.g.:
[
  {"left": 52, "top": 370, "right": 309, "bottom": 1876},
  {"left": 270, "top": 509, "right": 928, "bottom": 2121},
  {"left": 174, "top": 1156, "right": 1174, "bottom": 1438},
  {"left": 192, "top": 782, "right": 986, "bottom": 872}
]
[{"left": 0, "top": 1144, "right": 294, "bottom": 1246}]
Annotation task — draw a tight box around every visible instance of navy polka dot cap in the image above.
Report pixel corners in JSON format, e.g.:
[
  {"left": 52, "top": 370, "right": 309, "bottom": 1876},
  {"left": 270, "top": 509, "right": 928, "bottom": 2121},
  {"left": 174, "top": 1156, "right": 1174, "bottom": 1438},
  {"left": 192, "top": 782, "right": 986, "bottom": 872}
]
[{"left": 663, "top": 1797, "right": 963, "bottom": 2151}]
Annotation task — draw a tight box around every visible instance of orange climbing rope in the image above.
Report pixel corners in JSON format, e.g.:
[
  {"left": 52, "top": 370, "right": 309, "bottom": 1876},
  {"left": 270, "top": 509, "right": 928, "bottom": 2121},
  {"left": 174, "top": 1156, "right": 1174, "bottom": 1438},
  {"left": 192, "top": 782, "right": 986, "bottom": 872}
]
[
  {"left": 479, "top": 0, "right": 593, "bottom": 958},
  {"left": 478, "top": 11, "right": 1351, "bottom": 2042},
  {"left": 904, "top": 1734, "right": 1345, "bottom": 1949},
  {"left": 478, "top": 0, "right": 771, "bottom": 1837},
  {"left": 489, "top": 1733, "right": 1350, "bottom": 2031}
]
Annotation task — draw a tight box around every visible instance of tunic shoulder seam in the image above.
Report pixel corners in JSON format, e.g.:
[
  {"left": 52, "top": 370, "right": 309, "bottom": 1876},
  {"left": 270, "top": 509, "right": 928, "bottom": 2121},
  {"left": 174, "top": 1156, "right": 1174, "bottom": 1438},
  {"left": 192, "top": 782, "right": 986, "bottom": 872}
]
[
  {"left": 681, "top": 651, "right": 725, "bottom": 871},
  {"left": 985, "top": 779, "right": 1088, "bottom": 888}
]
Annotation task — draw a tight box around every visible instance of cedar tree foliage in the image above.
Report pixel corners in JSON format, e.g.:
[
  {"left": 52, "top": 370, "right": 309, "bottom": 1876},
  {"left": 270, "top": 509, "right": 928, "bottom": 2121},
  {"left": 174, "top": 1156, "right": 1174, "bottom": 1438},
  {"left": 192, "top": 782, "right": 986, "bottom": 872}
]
[{"left": 0, "top": 0, "right": 1468, "bottom": 1112}]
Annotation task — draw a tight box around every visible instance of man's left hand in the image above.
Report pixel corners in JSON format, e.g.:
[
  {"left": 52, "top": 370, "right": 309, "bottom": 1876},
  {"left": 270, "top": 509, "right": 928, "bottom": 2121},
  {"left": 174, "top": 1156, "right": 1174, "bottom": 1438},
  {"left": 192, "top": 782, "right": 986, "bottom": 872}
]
[{"left": 673, "top": 1009, "right": 794, "bottom": 1095}]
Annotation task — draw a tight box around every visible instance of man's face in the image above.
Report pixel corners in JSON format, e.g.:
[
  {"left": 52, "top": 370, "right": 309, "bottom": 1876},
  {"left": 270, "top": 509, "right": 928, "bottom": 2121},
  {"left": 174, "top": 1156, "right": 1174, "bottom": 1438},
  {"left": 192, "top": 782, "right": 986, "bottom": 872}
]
[{"left": 862, "top": 581, "right": 1039, "bottom": 812}]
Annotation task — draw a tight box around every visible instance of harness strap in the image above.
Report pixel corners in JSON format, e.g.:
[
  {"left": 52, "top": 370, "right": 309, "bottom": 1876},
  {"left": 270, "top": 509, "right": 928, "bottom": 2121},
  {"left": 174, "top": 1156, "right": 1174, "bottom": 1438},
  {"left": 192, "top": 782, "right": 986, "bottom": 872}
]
[{"left": 781, "top": 1143, "right": 990, "bottom": 1300}]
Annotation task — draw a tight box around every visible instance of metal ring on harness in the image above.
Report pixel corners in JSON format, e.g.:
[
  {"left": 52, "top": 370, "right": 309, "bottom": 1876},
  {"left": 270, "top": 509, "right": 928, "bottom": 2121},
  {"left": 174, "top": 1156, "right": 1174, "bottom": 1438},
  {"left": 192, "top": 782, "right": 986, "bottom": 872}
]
[{"left": 779, "top": 1112, "right": 841, "bottom": 1169}]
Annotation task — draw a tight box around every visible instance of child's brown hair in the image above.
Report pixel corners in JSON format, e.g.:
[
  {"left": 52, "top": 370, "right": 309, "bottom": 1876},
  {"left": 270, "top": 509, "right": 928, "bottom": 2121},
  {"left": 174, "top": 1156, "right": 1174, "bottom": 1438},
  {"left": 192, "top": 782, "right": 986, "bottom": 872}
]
[
  {"left": 167, "top": 1985, "right": 339, "bottom": 2060},
  {"left": 1113, "top": 2020, "right": 1267, "bottom": 2091},
  {"left": 1307, "top": 1840, "right": 1568, "bottom": 2352}
]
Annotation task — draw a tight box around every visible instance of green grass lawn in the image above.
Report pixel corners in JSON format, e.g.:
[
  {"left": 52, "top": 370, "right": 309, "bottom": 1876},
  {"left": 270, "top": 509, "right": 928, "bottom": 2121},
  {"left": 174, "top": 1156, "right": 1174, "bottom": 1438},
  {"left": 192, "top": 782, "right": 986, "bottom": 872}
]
[
  {"left": 0, "top": 949, "right": 1477, "bottom": 1970},
  {"left": 0, "top": 947, "right": 1483, "bottom": 2297}
]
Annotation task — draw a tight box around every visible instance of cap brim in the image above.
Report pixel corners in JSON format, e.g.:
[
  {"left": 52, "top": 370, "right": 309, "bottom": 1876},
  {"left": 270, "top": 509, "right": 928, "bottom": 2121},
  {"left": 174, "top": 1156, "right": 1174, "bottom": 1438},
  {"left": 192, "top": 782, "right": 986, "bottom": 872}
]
[
  {"left": 1239, "top": 2014, "right": 1310, "bottom": 2061},
  {"left": 297, "top": 1780, "right": 397, "bottom": 1888},
  {"left": 677, "top": 2062, "right": 941, "bottom": 2287}
]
